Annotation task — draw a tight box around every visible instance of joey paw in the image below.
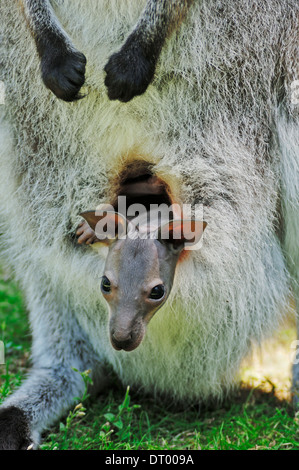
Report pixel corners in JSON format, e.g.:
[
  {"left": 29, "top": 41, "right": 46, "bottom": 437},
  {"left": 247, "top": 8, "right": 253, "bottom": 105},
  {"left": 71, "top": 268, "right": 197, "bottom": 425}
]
[
  {"left": 76, "top": 220, "right": 98, "bottom": 245},
  {"left": 41, "top": 47, "right": 87, "bottom": 102}
]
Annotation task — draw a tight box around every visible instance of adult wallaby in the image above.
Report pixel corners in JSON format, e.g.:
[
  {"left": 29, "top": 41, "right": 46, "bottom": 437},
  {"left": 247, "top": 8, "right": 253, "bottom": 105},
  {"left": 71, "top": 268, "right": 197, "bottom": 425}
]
[
  {"left": 22, "top": 0, "right": 193, "bottom": 102},
  {"left": 0, "top": 0, "right": 298, "bottom": 451}
]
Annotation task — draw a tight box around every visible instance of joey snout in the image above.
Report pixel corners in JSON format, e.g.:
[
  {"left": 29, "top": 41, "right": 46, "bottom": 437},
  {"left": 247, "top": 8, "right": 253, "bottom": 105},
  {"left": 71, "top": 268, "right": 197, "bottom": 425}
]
[
  {"left": 109, "top": 312, "right": 146, "bottom": 352},
  {"left": 107, "top": 284, "right": 167, "bottom": 351}
]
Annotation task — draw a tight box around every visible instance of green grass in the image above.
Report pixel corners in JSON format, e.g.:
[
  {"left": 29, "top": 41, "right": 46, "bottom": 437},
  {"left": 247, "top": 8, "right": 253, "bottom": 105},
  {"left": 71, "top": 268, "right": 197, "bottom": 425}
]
[{"left": 1, "top": 266, "right": 299, "bottom": 450}]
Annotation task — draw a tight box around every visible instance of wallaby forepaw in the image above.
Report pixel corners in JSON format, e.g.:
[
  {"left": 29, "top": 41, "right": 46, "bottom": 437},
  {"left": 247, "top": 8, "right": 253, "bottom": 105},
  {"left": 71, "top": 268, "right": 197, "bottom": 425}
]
[
  {"left": 0, "top": 406, "right": 32, "bottom": 450},
  {"left": 41, "top": 47, "right": 87, "bottom": 102},
  {"left": 104, "top": 42, "right": 156, "bottom": 102}
]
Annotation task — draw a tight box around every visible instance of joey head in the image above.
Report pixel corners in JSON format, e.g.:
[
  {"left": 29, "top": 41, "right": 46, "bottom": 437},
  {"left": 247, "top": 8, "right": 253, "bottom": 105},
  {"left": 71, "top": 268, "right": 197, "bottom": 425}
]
[{"left": 77, "top": 210, "right": 207, "bottom": 351}]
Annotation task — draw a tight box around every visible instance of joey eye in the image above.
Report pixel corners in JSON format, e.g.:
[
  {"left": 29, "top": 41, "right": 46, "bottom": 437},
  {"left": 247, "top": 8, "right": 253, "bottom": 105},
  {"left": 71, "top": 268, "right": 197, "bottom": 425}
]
[
  {"left": 101, "top": 276, "right": 111, "bottom": 294},
  {"left": 149, "top": 284, "right": 165, "bottom": 300}
]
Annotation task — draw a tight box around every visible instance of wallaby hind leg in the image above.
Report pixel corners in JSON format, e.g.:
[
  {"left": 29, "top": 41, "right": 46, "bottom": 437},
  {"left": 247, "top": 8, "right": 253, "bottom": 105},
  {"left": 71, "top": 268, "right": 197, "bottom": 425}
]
[
  {"left": 277, "top": 115, "right": 299, "bottom": 405},
  {"left": 285, "top": 207, "right": 299, "bottom": 405},
  {"left": 0, "top": 279, "right": 106, "bottom": 449},
  {"left": 0, "top": 366, "right": 88, "bottom": 449},
  {"left": 291, "top": 281, "right": 299, "bottom": 406},
  {"left": 22, "top": 0, "right": 86, "bottom": 101},
  {"left": 287, "top": 226, "right": 299, "bottom": 406}
]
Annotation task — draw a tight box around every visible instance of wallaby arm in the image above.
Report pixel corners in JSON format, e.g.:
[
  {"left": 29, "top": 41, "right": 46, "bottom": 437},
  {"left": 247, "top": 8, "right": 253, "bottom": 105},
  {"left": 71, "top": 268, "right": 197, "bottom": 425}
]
[
  {"left": 21, "top": 0, "right": 86, "bottom": 102},
  {"left": 104, "top": 0, "right": 194, "bottom": 102},
  {"left": 22, "top": 0, "right": 71, "bottom": 57},
  {"left": 0, "top": 275, "right": 106, "bottom": 449},
  {"left": 132, "top": 0, "right": 194, "bottom": 57}
]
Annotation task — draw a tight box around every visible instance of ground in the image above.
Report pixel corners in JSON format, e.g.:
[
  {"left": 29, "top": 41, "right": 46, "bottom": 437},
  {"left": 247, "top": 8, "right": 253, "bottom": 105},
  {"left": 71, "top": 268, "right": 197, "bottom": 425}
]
[{"left": 0, "top": 265, "right": 298, "bottom": 450}]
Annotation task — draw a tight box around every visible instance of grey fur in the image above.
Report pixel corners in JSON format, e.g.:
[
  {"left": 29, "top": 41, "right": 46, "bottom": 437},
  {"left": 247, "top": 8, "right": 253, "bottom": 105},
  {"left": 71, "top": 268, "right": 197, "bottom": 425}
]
[
  {"left": 22, "top": 0, "right": 193, "bottom": 102},
  {"left": 0, "top": 0, "right": 298, "bottom": 449}
]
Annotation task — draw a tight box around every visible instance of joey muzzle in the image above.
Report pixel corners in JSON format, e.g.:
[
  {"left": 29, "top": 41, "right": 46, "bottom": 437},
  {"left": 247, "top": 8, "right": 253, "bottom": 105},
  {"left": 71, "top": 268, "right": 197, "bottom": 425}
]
[{"left": 109, "top": 313, "right": 146, "bottom": 352}]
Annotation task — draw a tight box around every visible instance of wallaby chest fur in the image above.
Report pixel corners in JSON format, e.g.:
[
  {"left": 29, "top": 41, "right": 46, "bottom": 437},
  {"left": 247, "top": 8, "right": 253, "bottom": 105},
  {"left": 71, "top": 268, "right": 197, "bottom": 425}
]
[{"left": 0, "top": 0, "right": 298, "bottom": 414}]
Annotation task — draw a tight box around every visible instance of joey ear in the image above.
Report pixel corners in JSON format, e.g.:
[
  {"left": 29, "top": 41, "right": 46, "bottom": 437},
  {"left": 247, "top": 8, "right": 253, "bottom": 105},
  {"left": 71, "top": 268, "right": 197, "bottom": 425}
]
[
  {"left": 80, "top": 211, "right": 102, "bottom": 231},
  {"left": 80, "top": 210, "right": 128, "bottom": 241},
  {"left": 157, "top": 220, "right": 207, "bottom": 250}
]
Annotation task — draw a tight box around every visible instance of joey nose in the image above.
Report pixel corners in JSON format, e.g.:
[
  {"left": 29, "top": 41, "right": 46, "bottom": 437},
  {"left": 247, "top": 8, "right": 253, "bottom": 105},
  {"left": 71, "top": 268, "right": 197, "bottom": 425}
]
[
  {"left": 111, "top": 329, "right": 133, "bottom": 351},
  {"left": 112, "top": 330, "right": 132, "bottom": 343}
]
